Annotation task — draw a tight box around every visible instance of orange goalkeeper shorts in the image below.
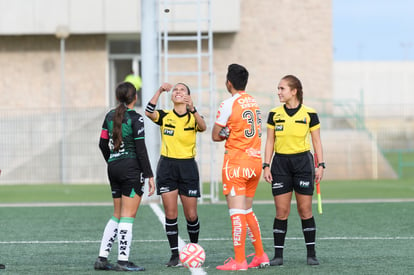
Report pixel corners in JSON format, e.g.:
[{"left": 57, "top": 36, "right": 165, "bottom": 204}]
[{"left": 221, "top": 155, "right": 262, "bottom": 197}]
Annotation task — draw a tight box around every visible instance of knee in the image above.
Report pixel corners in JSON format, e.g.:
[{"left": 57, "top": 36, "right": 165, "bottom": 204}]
[
  {"left": 298, "top": 212, "right": 313, "bottom": 220},
  {"left": 163, "top": 205, "right": 178, "bottom": 220},
  {"left": 186, "top": 213, "right": 198, "bottom": 222},
  {"left": 297, "top": 206, "right": 313, "bottom": 220},
  {"left": 275, "top": 209, "right": 290, "bottom": 220},
  {"left": 165, "top": 212, "right": 178, "bottom": 220}
]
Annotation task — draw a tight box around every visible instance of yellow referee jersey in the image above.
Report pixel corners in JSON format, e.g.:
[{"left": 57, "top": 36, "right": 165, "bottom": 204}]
[
  {"left": 152, "top": 109, "right": 199, "bottom": 159},
  {"left": 267, "top": 104, "right": 320, "bottom": 154}
]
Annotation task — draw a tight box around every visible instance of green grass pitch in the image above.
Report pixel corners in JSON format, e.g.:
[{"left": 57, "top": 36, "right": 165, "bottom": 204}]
[{"left": 0, "top": 180, "right": 413, "bottom": 274}]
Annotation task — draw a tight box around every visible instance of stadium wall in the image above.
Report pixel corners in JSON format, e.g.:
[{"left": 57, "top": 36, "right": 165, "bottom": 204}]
[{"left": 5, "top": 0, "right": 381, "bottom": 185}]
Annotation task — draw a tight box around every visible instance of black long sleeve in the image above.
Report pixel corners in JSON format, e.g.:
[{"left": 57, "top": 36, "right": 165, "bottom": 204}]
[
  {"left": 99, "top": 138, "right": 110, "bottom": 162},
  {"left": 134, "top": 139, "right": 154, "bottom": 178}
]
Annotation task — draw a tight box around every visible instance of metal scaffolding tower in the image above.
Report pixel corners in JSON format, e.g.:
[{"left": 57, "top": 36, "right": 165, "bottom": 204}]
[{"left": 158, "top": 0, "right": 218, "bottom": 203}]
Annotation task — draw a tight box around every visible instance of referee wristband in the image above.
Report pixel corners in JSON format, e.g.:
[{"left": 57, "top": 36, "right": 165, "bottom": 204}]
[
  {"left": 262, "top": 163, "right": 270, "bottom": 169},
  {"left": 145, "top": 102, "right": 156, "bottom": 113},
  {"left": 190, "top": 107, "right": 197, "bottom": 114}
]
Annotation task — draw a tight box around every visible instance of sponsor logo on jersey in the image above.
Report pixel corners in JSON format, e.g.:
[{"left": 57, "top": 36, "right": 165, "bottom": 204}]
[
  {"left": 237, "top": 96, "right": 258, "bottom": 109},
  {"left": 246, "top": 148, "right": 261, "bottom": 158},
  {"left": 164, "top": 129, "right": 174, "bottom": 136},
  {"left": 275, "top": 125, "right": 284, "bottom": 131},
  {"left": 137, "top": 126, "right": 145, "bottom": 136}
]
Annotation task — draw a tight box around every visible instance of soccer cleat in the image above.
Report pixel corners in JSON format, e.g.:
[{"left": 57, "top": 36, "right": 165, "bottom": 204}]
[
  {"left": 165, "top": 254, "right": 182, "bottom": 267},
  {"left": 247, "top": 253, "right": 270, "bottom": 268},
  {"left": 93, "top": 257, "right": 114, "bottom": 270},
  {"left": 216, "top": 257, "right": 248, "bottom": 271},
  {"left": 307, "top": 256, "right": 320, "bottom": 265},
  {"left": 0, "top": 264, "right": 5, "bottom": 269},
  {"left": 114, "top": 261, "right": 145, "bottom": 271},
  {"left": 269, "top": 256, "right": 283, "bottom": 266}
]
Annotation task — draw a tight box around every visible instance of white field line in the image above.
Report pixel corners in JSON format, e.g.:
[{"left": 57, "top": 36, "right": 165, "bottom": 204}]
[
  {"left": 1, "top": 198, "right": 414, "bottom": 207},
  {"left": 149, "top": 203, "right": 207, "bottom": 275},
  {"left": 1, "top": 236, "right": 413, "bottom": 245}
]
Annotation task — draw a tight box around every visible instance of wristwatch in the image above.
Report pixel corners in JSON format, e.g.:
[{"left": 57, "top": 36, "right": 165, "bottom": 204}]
[
  {"left": 262, "top": 163, "right": 270, "bottom": 169},
  {"left": 318, "top": 162, "right": 326, "bottom": 169}
]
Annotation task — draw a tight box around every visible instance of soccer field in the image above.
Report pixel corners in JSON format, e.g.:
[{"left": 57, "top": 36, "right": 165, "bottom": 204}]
[{"left": 1, "top": 198, "right": 413, "bottom": 274}]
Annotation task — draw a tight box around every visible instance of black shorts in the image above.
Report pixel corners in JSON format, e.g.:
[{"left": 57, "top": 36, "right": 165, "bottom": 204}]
[
  {"left": 270, "top": 151, "right": 315, "bottom": 196},
  {"left": 108, "top": 158, "right": 144, "bottom": 198},
  {"left": 156, "top": 156, "right": 200, "bottom": 197}
]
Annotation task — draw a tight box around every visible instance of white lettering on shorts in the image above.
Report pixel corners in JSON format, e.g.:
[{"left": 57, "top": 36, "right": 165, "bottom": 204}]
[{"left": 223, "top": 159, "right": 258, "bottom": 181}]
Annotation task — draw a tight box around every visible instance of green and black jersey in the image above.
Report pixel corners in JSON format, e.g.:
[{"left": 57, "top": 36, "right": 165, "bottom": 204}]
[{"left": 99, "top": 109, "right": 153, "bottom": 178}]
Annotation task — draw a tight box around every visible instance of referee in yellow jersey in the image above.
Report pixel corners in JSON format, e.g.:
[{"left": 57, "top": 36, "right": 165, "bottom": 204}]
[
  {"left": 263, "top": 75, "right": 324, "bottom": 266},
  {"left": 145, "top": 82, "right": 207, "bottom": 267}
]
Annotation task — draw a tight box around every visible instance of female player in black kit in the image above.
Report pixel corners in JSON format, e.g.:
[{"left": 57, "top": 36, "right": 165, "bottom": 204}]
[
  {"left": 94, "top": 82, "right": 155, "bottom": 272},
  {"left": 145, "top": 82, "right": 206, "bottom": 267}
]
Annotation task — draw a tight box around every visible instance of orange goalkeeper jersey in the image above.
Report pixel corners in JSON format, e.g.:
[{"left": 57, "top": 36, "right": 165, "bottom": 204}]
[{"left": 215, "top": 91, "right": 262, "bottom": 159}]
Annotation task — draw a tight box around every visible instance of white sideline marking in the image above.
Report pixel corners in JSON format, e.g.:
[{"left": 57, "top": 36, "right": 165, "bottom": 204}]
[
  {"left": 1, "top": 198, "right": 414, "bottom": 207},
  {"left": 149, "top": 203, "right": 207, "bottom": 275},
  {"left": 1, "top": 236, "right": 413, "bottom": 245}
]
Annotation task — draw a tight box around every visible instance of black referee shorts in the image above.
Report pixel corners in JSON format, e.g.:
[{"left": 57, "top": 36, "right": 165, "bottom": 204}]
[
  {"left": 108, "top": 158, "right": 144, "bottom": 198},
  {"left": 156, "top": 156, "right": 200, "bottom": 197},
  {"left": 270, "top": 151, "right": 315, "bottom": 196}
]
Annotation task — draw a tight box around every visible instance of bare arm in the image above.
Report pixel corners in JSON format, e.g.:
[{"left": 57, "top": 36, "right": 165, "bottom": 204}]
[
  {"left": 311, "top": 128, "right": 324, "bottom": 182},
  {"left": 193, "top": 111, "right": 207, "bottom": 132},
  {"left": 144, "top": 82, "right": 172, "bottom": 120},
  {"left": 263, "top": 127, "right": 275, "bottom": 183},
  {"left": 147, "top": 177, "right": 155, "bottom": 196},
  {"left": 212, "top": 123, "right": 225, "bottom": 142},
  {"left": 184, "top": 94, "right": 207, "bottom": 132}
]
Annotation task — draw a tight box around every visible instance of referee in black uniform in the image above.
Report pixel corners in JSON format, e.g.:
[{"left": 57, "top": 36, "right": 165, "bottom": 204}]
[{"left": 263, "top": 75, "right": 324, "bottom": 266}]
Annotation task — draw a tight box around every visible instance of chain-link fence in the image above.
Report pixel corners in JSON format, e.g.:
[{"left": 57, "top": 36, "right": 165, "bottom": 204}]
[{"left": 1, "top": 98, "right": 412, "bottom": 187}]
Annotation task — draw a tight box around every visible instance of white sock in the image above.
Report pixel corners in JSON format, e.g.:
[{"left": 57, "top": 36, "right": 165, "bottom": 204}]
[
  {"left": 98, "top": 216, "right": 119, "bottom": 258},
  {"left": 118, "top": 217, "right": 135, "bottom": 262}
]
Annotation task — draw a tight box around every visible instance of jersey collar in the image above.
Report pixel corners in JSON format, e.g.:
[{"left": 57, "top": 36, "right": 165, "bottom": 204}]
[{"left": 173, "top": 108, "right": 189, "bottom": 117}]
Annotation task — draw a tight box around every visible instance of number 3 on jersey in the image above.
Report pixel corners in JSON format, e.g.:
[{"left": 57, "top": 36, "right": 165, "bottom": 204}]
[{"left": 242, "top": 109, "right": 262, "bottom": 138}]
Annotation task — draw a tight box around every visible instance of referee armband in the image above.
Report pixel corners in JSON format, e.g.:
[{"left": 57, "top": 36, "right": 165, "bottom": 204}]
[{"left": 145, "top": 102, "right": 156, "bottom": 113}]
